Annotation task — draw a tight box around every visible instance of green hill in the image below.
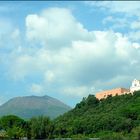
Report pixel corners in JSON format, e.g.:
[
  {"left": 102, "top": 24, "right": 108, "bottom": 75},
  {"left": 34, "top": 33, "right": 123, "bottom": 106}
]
[
  {"left": 53, "top": 91, "right": 140, "bottom": 139},
  {"left": 0, "top": 95, "right": 71, "bottom": 119},
  {"left": 0, "top": 92, "right": 140, "bottom": 139}
]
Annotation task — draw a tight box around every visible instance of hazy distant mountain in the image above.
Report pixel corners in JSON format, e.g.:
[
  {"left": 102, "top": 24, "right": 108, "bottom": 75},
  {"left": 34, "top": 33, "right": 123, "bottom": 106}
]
[{"left": 0, "top": 95, "right": 71, "bottom": 119}]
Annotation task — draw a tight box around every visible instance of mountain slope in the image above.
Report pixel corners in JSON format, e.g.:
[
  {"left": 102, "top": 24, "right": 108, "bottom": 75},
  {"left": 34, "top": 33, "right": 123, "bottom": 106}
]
[
  {"left": 53, "top": 91, "right": 140, "bottom": 138},
  {"left": 0, "top": 95, "right": 71, "bottom": 119}
]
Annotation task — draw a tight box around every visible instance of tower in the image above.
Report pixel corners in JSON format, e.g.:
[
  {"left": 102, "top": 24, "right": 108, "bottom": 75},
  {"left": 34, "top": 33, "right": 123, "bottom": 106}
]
[{"left": 130, "top": 79, "right": 140, "bottom": 92}]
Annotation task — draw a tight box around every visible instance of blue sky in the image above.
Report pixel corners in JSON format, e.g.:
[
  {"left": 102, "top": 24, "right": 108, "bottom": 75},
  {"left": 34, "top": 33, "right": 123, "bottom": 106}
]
[{"left": 1, "top": 1, "right": 140, "bottom": 107}]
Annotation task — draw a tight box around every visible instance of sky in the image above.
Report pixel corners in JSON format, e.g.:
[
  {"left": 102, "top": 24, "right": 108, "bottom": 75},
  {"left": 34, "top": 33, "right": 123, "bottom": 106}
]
[{"left": 0, "top": 1, "right": 140, "bottom": 107}]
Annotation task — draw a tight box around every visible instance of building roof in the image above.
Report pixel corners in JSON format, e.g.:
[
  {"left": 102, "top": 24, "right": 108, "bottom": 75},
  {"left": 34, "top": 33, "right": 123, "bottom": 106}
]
[{"left": 96, "top": 87, "right": 129, "bottom": 95}]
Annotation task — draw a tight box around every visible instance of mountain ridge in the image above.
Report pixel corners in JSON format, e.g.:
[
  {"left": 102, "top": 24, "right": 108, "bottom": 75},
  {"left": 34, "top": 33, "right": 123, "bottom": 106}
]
[{"left": 0, "top": 95, "right": 71, "bottom": 119}]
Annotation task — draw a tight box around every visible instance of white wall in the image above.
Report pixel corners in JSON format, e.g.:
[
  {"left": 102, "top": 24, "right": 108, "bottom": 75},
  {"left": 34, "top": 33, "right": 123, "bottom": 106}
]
[{"left": 130, "top": 79, "right": 140, "bottom": 92}]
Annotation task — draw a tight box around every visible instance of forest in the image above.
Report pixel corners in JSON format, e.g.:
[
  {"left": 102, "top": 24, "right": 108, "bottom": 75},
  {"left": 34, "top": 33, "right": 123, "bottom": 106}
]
[{"left": 0, "top": 91, "right": 140, "bottom": 140}]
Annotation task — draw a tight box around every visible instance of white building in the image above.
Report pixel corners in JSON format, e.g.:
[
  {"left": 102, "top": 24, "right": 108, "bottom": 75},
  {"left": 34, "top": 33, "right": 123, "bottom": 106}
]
[{"left": 130, "top": 79, "right": 140, "bottom": 93}]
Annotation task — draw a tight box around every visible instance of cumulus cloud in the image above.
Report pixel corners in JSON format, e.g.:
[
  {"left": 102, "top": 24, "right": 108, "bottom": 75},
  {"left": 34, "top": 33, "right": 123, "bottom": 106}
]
[
  {"left": 131, "top": 21, "right": 140, "bottom": 29},
  {"left": 132, "top": 43, "right": 140, "bottom": 49},
  {"left": 103, "top": 16, "right": 129, "bottom": 30},
  {"left": 62, "top": 86, "right": 91, "bottom": 97},
  {"left": 128, "top": 31, "right": 140, "bottom": 41},
  {"left": 86, "top": 1, "right": 140, "bottom": 54},
  {"left": 3, "top": 7, "right": 140, "bottom": 98},
  {"left": 26, "top": 8, "right": 90, "bottom": 49},
  {"left": 11, "top": 29, "right": 20, "bottom": 40},
  {"left": 45, "top": 70, "right": 55, "bottom": 83},
  {"left": 86, "top": 1, "right": 140, "bottom": 16},
  {"left": 30, "top": 83, "right": 44, "bottom": 94}
]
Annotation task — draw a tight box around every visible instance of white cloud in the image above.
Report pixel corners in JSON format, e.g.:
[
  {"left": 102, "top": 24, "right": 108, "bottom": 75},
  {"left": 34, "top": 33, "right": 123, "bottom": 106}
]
[
  {"left": 86, "top": 1, "right": 140, "bottom": 16},
  {"left": 103, "top": 16, "right": 129, "bottom": 30},
  {"left": 130, "top": 59, "right": 138, "bottom": 65},
  {"left": 11, "top": 29, "right": 20, "bottom": 40},
  {"left": 62, "top": 86, "right": 90, "bottom": 97},
  {"left": 132, "top": 43, "right": 140, "bottom": 49},
  {"left": 128, "top": 31, "right": 140, "bottom": 41},
  {"left": 93, "top": 75, "right": 133, "bottom": 90},
  {"left": 30, "top": 83, "right": 44, "bottom": 94},
  {"left": 3, "top": 7, "right": 140, "bottom": 97},
  {"left": 0, "top": 18, "right": 22, "bottom": 53},
  {"left": 131, "top": 21, "right": 140, "bottom": 29},
  {"left": 6, "top": 54, "right": 34, "bottom": 80},
  {"left": 86, "top": 1, "right": 140, "bottom": 52},
  {"left": 26, "top": 7, "right": 90, "bottom": 49},
  {"left": 45, "top": 70, "right": 55, "bottom": 82},
  {"left": 102, "top": 16, "right": 113, "bottom": 25}
]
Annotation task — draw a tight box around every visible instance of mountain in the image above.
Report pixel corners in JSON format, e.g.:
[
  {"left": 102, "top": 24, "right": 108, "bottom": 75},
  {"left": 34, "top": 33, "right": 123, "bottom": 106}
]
[
  {"left": 0, "top": 95, "right": 71, "bottom": 119},
  {"left": 53, "top": 91, "right": 140, "bottom": 139}
]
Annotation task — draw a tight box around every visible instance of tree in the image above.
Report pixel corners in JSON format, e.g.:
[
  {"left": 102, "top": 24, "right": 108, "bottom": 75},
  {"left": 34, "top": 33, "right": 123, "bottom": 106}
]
[
  {"left": 29, "top": 116, "right": 53, "bottom": 139},
  {"left": 0, "top": 115, "right": 27, "bottom": 139},
  {"left": 0, "top": 115, "right": 25, "bottom": 130},
  {"left": 7, "top": 126, "right": 26, "bottom": 139},
  {"left": 86, "top": 95, "right": 99, "bottom": 107}
]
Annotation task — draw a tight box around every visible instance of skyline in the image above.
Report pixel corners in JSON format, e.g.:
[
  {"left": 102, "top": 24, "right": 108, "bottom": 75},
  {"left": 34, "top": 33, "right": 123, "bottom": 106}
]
[{"left": 0, "top": 1, "right": 140, "bottom": 107}]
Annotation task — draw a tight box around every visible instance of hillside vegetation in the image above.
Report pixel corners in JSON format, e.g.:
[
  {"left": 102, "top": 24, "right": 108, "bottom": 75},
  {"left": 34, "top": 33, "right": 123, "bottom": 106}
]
[
  {"left": 53, "top": 91, "right": 140, "bottom": 139},
  {"left": 0, "top": 91, "right": 140, "bottom": 139}
]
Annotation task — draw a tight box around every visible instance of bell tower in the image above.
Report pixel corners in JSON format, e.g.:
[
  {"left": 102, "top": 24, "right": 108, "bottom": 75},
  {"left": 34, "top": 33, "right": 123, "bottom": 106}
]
[{"left": 130, "top": 79, "right": 140, "bottom": 92}]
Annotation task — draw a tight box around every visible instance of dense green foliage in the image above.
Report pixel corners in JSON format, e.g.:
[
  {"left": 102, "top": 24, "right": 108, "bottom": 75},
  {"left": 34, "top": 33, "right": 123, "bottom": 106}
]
[
  {"left": 29, "top": 116, "right": 53, "bottom": 139},
  {"left": 0, "top": 115, "right": 27, "bottom": 139},
  {"left": 53, "top": 91, "right": 140, "bottom": 139},
  {"left": 0, "top": 91, "right": 140, "bottom": 139},
  {"left": 0, "top": 115, "right": 53, "bottom": 139}
]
